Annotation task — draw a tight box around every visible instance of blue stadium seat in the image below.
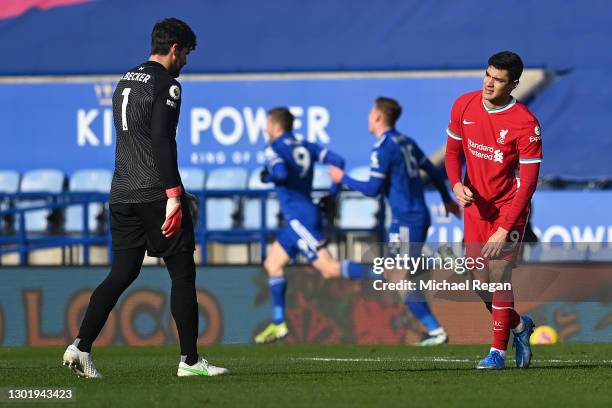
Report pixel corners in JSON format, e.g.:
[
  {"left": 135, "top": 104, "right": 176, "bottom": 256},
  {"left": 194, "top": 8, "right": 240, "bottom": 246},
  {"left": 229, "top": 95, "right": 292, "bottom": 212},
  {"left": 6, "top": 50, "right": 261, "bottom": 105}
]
[
  {"left": 18, "top": 169, "right": 65, "bottom": 233},
  {"left": 69, "top": 169, "right": 112, "bottom": 192},
  {"left": 312, "top": 165, "right": 332, "bottom": 202},
  {"left": 313, "top": 165, "right": 332, "bottom": 190},
  {"left": 20, "top": 169, "right": 65, "bottom": 193},
  {"left": 0, "top": 170, "right": 19, "bottom": 194},
  {"left": 65, "top": 169, "right": 112, "bottom": 233},
  {"left": 206, "top": 167, "right": 248, "bottom": 189},
  {"left": 338, "top": 166, "right": 379, "bottom": 229},
  {"left": 338, "top": 198, "right": 379, "bottom": 229},
  {"left": 243, "top": 170, "right": 280, "bottom": 229},
  {"left": 179, "top": 167, "right": 206, "bottom": 191},
  {"left": 205, "top": 167, "right": 248, "bottom": 230}
]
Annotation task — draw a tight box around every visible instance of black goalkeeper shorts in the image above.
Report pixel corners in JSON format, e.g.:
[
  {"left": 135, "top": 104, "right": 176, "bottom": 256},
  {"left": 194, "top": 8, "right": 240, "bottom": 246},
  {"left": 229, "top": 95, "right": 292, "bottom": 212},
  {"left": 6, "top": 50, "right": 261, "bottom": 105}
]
[{"left": 110, "top": 195, "right": 195, "bottom": 257}]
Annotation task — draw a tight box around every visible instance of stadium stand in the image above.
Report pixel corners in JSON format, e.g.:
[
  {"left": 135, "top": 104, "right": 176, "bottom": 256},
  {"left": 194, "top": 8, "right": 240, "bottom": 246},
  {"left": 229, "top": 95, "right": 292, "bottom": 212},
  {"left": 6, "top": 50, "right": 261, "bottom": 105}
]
[
  {"left": 0, "top": 170, "right": 19, "bottom": 193},
  {"left": 2, "top": 0, "right": 610, "bottom": 183},
  {"left": 338, "top": 166, "right": 383, "bottom": 260},
  {"left": 243, "top": 169, "right": 280, "bottom": 230},
  {"left": 179, "top": 167, "right": 206, "bottom": 191},
  {"left": 0, "top": 1, "right": 610, "bottom": 266},
  {"left": 65, "top": 169, "right": 112, "bottom": 233},
  {"left": 338, "top": 166, "right": 380, "bottom": 229},
  {"left": 18, "top": 169, "right": 65, "bottom": 233},
  {"left": 204, "top": 167, "right": 249, "bottom": 230}
]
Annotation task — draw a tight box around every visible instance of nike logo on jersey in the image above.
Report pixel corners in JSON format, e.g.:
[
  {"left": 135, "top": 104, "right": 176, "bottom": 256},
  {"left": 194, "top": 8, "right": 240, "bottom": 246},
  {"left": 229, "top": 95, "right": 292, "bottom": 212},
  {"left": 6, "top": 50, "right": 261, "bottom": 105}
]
[{"left": 463, "top": 120, "right": 476, "bottom": 125}]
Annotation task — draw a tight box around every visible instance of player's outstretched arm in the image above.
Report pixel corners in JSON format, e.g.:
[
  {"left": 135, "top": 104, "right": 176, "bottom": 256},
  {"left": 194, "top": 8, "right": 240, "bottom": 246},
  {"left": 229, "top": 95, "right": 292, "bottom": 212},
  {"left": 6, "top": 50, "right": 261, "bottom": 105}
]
[
  {"left": 328, "top": 162, "right": 382, "bottom": 197},
  {"left": 320, "top": 148, "right": 345, "bottom": 169},
  {"left": 340, "top": 172, "right": 383, "bottom": 197},
  {"left": 319, "top": 148, "right": 345, "bottom": 195}
]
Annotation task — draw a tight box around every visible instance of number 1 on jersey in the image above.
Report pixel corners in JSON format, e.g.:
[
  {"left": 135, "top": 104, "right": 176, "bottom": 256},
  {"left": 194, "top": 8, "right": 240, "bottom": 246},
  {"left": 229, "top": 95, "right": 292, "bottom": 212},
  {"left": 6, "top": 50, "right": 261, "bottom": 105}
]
[{"left": 121, "top": 88, "right": 131, "bottom": 131}]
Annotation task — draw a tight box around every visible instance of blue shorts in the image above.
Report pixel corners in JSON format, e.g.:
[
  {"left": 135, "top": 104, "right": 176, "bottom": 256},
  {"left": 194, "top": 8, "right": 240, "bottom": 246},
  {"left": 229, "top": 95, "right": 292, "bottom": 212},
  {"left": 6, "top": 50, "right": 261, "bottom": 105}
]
[
  {"left": 277, "top": 218, "right": 324, "bottom": 262},
  {"left": 387, "top": 222, "right": 429, "bottom": 257}
]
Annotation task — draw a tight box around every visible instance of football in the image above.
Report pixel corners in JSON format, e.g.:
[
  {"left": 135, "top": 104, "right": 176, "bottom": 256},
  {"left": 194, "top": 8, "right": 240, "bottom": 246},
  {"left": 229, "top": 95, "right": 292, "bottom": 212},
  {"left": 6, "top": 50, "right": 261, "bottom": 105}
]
[{"left": 530, "top": 325, "right": 559, "bottom": 345}]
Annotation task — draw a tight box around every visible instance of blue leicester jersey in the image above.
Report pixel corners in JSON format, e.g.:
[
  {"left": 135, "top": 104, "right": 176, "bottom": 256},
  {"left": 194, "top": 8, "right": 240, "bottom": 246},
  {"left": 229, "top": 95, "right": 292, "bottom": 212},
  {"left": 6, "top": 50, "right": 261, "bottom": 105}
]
[
  {"left": 369, "top": 129, "right": 431, "bottom": 226},
  {"left": 264, "top": 132, "right": 329, "bottom": 222}
]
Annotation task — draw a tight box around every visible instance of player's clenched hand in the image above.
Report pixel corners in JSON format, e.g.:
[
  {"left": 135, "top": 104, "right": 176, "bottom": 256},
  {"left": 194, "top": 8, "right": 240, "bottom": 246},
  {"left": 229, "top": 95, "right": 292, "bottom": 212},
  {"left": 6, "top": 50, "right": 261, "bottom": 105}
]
[
  {"left": 444, "top": 201, "right": 462, "bottom": 219},
  {"left": 452, "top": 183, "right": 474, "bottom": 207},
  {"left": 482, "top": 227, "right": 508, "bottom": 259},
  {"left": 162, "top": 186, "right": 183, "bottom": 238},
  {"left": 259, "top": 167, "right": 270, "bottom": 183},
  {"left": 328, "top": 166, "right": 344, "bottom": 184}
]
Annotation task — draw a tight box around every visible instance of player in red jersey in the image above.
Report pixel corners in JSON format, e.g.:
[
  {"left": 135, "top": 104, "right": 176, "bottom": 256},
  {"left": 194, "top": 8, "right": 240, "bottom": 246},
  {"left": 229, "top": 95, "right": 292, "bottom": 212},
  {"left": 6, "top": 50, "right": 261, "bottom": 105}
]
[{"left": 445, "top": 51, "right": 541, "bottom": 369}]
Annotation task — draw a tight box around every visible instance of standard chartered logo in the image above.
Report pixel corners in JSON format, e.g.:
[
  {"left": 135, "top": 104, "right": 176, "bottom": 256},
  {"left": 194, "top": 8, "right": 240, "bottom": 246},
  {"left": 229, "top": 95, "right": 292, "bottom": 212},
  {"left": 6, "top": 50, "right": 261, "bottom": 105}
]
[
  {"left": 467, "top": 138, "right": 504, "bottom": 163},
  {"left": 494, "top": 149, "right": 504, "bottom": 163}
]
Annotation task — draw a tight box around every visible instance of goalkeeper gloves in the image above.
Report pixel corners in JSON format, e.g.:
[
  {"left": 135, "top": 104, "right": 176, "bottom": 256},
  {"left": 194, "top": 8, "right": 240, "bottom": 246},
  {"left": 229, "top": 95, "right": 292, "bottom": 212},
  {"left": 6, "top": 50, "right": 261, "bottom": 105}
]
[{"left": 162, "top": 186, "right": 183, "bottom": 238}]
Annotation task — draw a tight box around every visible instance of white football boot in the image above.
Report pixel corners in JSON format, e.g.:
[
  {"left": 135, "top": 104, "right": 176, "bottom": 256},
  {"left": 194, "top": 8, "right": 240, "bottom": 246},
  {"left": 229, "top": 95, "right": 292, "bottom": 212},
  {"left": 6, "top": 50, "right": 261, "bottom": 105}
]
[
  {"left": 62, "top": 344, "right": 103, "bottom": 378},
  {"left": 177, "top": 357, "right": 229, "bottom": 377},
  {"left": 413, "top": 330, "right": 449, "bottom": 346}
]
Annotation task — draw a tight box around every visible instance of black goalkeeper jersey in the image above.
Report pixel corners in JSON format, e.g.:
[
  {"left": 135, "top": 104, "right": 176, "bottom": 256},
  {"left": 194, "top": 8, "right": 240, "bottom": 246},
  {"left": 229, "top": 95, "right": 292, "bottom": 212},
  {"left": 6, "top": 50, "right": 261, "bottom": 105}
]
[{"left": 110, "top": 61, "right": 183, "bottom": 204}]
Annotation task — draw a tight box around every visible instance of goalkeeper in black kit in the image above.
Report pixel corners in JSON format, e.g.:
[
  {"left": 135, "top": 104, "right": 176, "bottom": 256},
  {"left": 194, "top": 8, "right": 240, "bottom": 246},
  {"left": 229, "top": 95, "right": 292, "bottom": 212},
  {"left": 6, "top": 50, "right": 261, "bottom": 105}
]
[{"left": 62, "top": 18, "right": 228, "bottom": 378}]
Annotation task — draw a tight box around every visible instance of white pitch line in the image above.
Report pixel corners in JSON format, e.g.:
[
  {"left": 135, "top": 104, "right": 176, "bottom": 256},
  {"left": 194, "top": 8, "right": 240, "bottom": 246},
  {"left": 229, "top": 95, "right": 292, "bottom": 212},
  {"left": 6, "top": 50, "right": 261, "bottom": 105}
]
[
  {"left": 294, "top": 357, "right": 612, "bottom": 364},
  {"left": 294, "top": 357, "right": 469, "bottom": 363}
]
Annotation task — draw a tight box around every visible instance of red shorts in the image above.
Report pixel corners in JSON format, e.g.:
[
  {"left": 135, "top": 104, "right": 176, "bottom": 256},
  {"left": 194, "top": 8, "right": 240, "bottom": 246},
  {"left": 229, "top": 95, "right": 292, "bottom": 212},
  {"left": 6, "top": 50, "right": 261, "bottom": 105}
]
[{"left": 463, "top": 204, "right": 529, "bottom": 264}]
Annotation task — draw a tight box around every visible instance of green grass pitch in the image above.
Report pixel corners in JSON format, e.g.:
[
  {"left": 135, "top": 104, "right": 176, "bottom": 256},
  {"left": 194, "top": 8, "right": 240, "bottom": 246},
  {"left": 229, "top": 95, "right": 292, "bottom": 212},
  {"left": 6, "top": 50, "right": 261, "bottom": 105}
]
[{"left": 1, "top": 344, "right": 611, "bottom": 407}]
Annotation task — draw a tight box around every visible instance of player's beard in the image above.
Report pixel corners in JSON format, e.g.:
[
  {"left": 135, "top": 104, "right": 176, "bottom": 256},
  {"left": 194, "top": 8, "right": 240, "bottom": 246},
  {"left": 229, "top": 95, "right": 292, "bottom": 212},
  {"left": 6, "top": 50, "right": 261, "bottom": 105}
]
[{"left": 169, "top": 61, "right": 183, "bottom": 78}]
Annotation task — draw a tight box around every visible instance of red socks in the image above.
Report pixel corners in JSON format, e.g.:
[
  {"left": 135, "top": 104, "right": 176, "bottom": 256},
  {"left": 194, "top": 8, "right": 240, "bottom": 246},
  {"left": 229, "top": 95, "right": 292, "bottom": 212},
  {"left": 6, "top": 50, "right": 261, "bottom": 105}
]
[{"left": 491, "top": 290, "right": 521, "bottom": 351}]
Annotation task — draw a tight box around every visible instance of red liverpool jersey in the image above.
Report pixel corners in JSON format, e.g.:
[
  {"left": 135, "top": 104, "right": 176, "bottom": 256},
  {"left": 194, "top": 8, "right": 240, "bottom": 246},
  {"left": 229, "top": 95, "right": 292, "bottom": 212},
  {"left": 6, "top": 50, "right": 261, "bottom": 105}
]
[{"left": 446, "top": 90, "right": 542, "bottom": 220}]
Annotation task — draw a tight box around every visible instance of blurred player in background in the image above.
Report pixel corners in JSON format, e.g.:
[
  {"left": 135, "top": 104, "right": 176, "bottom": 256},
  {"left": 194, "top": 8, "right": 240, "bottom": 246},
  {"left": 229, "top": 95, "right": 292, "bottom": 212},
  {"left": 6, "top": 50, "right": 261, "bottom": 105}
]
[
  {"left": 445, "top": 51, "right": 541, "bottom": 369},
  {"left": 62, "top": 18, "right": 228, "bottom": 378},
  {"left": 254, "top": 107, "right": 348, "bottom": 343},
  {"left": 329, "top": 97, "right": 461, "bottom": 346}
]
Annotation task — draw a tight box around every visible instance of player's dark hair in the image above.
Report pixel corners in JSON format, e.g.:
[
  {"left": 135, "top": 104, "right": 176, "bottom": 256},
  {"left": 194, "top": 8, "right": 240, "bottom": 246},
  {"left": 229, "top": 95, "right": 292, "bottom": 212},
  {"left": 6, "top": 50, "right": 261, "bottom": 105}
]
[
  {"left": 488, "top": 51, "right": 524, "bottom": 82},
  {"left": 268, "top": 107, "right": 294, "bottom": 132},
  {"left": 375, "top": 97, "right": 402, "bottom": 127},
  {"left": 151, "top": 18, "right": 196, "bottom": 55}
]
